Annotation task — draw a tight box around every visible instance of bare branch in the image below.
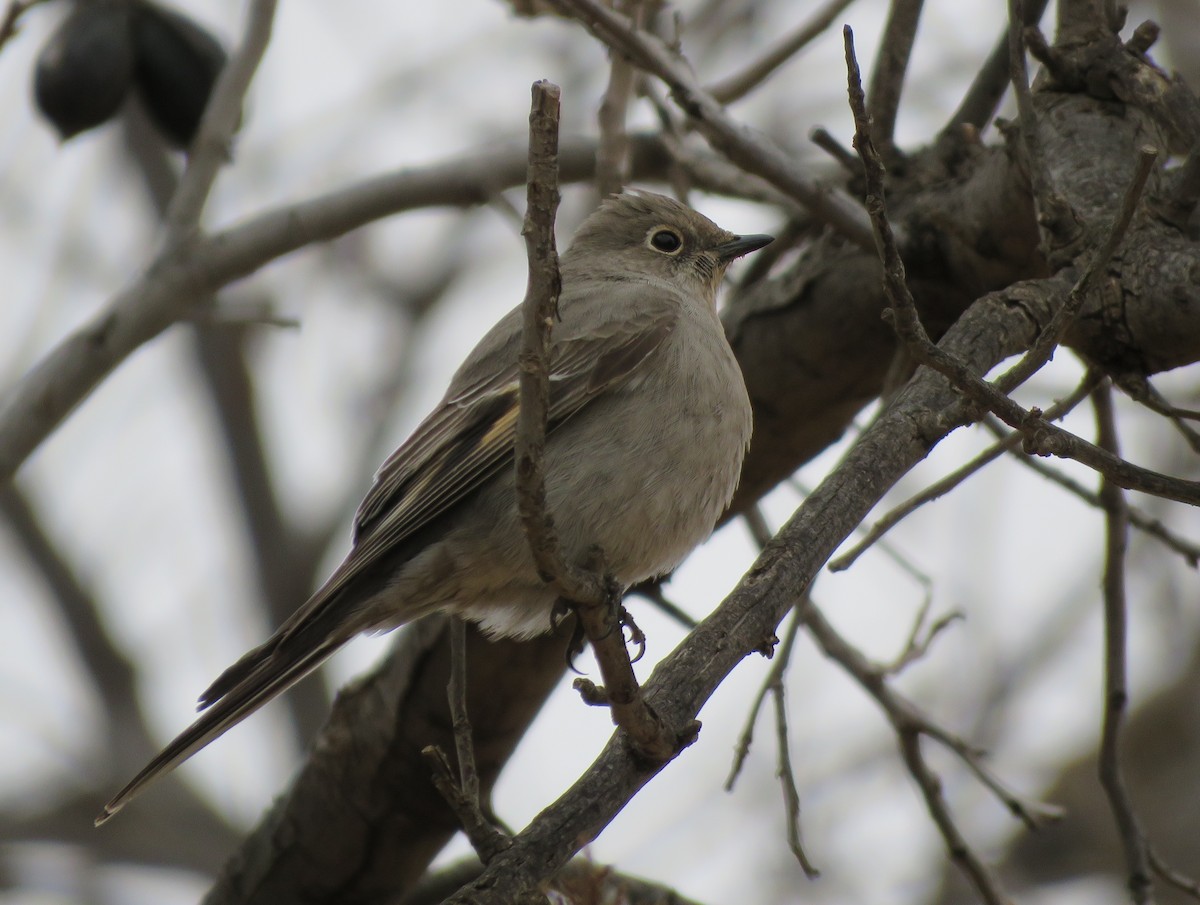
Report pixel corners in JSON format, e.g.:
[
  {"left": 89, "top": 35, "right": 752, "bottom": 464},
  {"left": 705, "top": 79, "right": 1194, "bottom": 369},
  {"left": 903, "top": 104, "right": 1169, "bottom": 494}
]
[
  {"left": 545, "top": 0, "right": 878, "bottom": 249},
  {"left": 809, "top": 126, "right": 859, "bottom": 174},
  {"left": 0, "top": 484, "right": 154, "bottom": 765},
  {"left": 706, "top": 0, "right": 857, "bottom": 104},
  {"left": 1007, "top": 0, "right": 1081, "bottom": 261},
  {"left": 0, "top": 0, "right": 47, "bottom": 54},
  {"left": 724, "top": 601, "right": 819, "bottom": 877},
  {"left": 770, "top": 632, "right": 819, "bottom": 879},
  {"left": 449, "top": 618, "right": 482, "bottom": 810},
  {"left": 867, "top": 0, "right": 925, "bottom": 151},
  {"left": 1117, "top": 375, "right": 1200, "bottom": 455},
  {"left": 842, "top": 71, "right": 1200, "bottom": 509},
  {"left": 594, "top": 1, "right": 643, "bottom": 198},
  {"left": 1149, "top": 846, "right": 1200, "bottom": 902},
  {"left": 421, "top": 745, "right": 511, "bottom": 864},
  {"left": 513, "top": 80, "right": 681, "bottom": 763},
  {"left": 943, "top": 0, "right": 1051, "bottom": 135},
  {"left": 995, "top": 145, "right": 1157, "bottom": 395},
  {"left": 801, "top": 601, "right": 1045, "bottom": 905},
  {"left": 1094, "top": 382, "right": 1154, "bottom": 905}
]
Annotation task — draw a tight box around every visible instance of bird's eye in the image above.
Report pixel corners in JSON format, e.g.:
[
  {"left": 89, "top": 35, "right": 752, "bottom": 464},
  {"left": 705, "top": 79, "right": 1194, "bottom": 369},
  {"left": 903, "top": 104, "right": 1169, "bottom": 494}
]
[{"left": 649, "top": 229, "right": 683, "bottom": 253}]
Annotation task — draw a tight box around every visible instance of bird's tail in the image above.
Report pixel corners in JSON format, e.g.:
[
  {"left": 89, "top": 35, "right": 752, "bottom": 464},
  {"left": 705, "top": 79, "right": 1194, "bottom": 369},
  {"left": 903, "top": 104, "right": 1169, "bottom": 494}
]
[{"left": 95, "top": 631, "right": 346, "bottom": 826}]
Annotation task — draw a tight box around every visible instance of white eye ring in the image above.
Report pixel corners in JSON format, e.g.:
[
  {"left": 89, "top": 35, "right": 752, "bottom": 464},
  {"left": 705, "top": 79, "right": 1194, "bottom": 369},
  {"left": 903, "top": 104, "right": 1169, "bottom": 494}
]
[{"left": 647, "top": 227, "right": 684, "bottom": 254}]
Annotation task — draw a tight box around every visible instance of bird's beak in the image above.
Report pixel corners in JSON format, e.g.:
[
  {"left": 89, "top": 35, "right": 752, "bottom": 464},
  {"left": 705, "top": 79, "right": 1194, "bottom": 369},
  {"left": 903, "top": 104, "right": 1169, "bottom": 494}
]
[{"left": 715, "top": 233, "right": 774, "bottom": 263}]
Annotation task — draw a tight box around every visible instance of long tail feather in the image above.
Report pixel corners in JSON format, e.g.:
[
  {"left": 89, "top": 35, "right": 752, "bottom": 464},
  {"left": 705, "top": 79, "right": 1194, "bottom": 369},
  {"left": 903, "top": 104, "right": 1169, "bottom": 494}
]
[{"left": 95, "top": 636, "right": 345, "bottom": 826}]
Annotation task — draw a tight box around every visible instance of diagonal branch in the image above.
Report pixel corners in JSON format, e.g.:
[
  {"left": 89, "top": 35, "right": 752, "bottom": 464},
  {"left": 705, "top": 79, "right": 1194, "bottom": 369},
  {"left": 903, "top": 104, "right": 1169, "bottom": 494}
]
[
  {"left": 0, "top": 484, "right": 153, "bottom": 765},
  {"left": 706, "top": 0, "right": 857, "bottom": 104},
  {"left": 162, "top": 0, "right": 276, "bottom": 242},
  {"left": 943, "top": 0, "right": 1051, "bottom": 135},
  {"left": 544, "top": 0, "right": 877, "bottom": 249}
]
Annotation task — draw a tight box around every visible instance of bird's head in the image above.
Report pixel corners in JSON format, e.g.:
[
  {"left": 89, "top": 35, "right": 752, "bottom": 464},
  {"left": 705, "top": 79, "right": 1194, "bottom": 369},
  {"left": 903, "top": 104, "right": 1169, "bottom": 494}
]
[{"left": 562, "top": 191, "right": 773, "bottom": 302}]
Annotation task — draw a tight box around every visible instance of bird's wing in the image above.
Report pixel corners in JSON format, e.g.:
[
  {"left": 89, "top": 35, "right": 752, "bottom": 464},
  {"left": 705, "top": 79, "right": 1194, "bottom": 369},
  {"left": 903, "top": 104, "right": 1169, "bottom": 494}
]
[{"left": 285, "top": 300, "right": 680, "bottom": 640}]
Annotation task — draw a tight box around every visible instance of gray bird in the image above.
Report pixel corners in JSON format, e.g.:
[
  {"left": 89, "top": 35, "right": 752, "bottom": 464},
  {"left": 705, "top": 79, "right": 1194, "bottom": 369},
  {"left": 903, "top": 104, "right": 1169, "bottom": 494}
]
[{"left": 96, "top": 190, "right": 772, "bottom": 824}]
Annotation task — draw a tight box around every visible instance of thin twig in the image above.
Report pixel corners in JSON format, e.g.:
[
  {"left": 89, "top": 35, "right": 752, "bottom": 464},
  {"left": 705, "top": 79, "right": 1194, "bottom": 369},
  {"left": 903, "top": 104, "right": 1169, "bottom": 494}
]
[
  {"left": 843, "top": 48, "right": 1200, "bottom": 509},
  {"left": 993, "top": 146, "right": 1157, "bottom": 396},
  {"left": 0, "top": 485, "right": 156, "bottom": 767},
  {"left": 0, "top": 0, "right": 45, "bottom": 54},
  {"left": 844, "top": 24, "right": 926, "bottom": 341},
  {"left": 1149, "top": 845, "right": 1200, "bottom": 901},
  {"left": 922, "top": 346, "right": 1200, "bottom": 507},
  {"left": 801, "top": 601, "right": 1051, "bottom": 905},
  {"left": 725, "top": 646, "right": 784, "bottom": 791},
  {"left": 724, "top": 604, "right": 819, "bottom": 877},
  {"left": 706, "top": 0, "right": 857, "bottom": 104},
  {"left": 809, "top": 127, "right": 859, "bottom": 174},
  {"left": 770, "top": 637, "right": 819, "bottom": 878},
  {"left": 1094, "top": 382, "right": 1154, "bottom": 905},
  {"left": 1117, "top": 375, "right": 1200, "bottom": 454},
  {"left": 880, "top": 596, "right": 962, "bottom": 676},
  {"left": 514, "top": 81, "right": 598, "bottom": 604}
]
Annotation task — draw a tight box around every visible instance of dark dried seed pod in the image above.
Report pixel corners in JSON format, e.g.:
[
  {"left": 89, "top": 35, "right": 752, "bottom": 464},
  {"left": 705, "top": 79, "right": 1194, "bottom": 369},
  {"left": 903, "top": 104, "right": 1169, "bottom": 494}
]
[
  {"left": 131, "top": 1, "right": 227, "bottom": 148},
  {"left": 34, "top": 0, "right": 137, "bottom": 140}
]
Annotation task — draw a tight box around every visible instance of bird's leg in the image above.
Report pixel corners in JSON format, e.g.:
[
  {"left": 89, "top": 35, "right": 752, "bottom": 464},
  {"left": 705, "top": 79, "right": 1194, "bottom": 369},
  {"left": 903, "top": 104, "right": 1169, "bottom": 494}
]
[{"left": 567, "top": 553, "right": 694, "bottom": 763}]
